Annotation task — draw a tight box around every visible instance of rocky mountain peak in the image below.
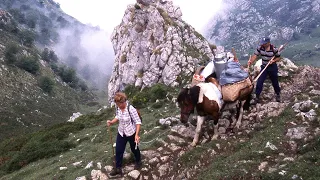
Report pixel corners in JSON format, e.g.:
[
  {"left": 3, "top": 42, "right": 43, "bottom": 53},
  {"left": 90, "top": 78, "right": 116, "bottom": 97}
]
[
  {"left": 0, "top": 9, "right": 12, "bottom": 24},
  {"left": 206, "top": 0, "right": 320, "bottom": 62},
  {"left": 108, "top": 0, "right": 215, "bottom": 102}
]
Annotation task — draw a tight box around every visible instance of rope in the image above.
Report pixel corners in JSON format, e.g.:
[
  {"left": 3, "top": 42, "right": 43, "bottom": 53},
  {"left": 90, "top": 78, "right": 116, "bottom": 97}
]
[{"left": 139, "top": 128, "right": 171, "bottom": 144}]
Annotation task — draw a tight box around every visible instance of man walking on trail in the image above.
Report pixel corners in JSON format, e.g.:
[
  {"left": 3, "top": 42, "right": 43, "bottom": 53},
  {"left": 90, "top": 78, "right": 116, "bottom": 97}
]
[{"left": 247, "top": 37, "right": 281, "bottom": 104}]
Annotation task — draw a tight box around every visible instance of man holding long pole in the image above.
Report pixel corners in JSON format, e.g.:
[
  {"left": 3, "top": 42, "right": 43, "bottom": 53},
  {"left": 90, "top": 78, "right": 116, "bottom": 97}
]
[{"left": 247, "top": 37, "right": 282, "bottom": 104}]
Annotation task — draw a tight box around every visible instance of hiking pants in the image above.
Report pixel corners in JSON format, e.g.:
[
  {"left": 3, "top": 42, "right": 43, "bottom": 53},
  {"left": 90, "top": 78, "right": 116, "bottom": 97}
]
[
  {"left": 255, "top": 63, "right": 281, "bottom": 96},
  {"left": 115, "top": 133, "right": 141, "bottom": 168}
]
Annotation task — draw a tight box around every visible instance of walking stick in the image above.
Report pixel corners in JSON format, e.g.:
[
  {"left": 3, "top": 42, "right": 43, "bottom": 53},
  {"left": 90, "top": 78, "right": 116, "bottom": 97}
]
[
  {"left": 108, "top": 125, "right": 116, "bottom": 168},
  {"left": 253, "top": 42, "right": 289, "bottom": 82},
  {"left": 231, "top": 48, "right": 239, "bottom": 62}
]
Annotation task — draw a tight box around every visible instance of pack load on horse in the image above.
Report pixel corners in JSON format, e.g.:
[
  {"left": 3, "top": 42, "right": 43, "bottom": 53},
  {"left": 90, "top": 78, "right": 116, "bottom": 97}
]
[
  {"left": 219, "top": 61, "right": 253, "bottom": 102},
  {"left": 178, "top": 50, "right": 253, "bottom": 146},
  {"left": 192, "top": 51, "right": 253, "bottom": 102}
]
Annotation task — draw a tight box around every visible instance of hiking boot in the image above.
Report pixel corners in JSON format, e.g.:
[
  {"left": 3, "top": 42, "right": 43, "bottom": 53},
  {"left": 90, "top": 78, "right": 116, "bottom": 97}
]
[
  {"left": 109, "top": 168, "right": 122, "bottom": 176},
  {"left": 276, "top": 94, "right": 281, "bottom": 102},
  {"left": 134, "top": 162, "right": 142, "bottom": 170}
]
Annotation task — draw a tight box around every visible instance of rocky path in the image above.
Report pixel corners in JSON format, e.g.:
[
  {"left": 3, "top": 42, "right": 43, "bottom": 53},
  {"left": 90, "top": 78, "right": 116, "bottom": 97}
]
[{"left": 77, "top": 66, "right": 320, "bottom": 180}]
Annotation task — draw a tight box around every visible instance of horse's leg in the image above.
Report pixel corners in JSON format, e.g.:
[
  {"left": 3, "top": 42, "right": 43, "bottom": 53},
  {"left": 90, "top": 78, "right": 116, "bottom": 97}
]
[
  {"left": 235, "top": 100, "right": 245, "bottom": 129},
  {"left": 230, "top": 108, "right": 237, "bottom": 128},
  {"left": 191, "top": 116, "right": 205, "bottom": 147},
  {"left": 211, "top": 113, "right": 220, "bottom": 140}
]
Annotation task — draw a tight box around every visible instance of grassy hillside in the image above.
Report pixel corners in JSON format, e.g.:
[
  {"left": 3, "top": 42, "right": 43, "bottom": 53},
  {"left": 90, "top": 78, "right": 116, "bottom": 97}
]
[
  {"left": 0, "top": 80, "right": 319, "bottom": 179},
  {"left": 0, "top": 10, "right": 98, "bottom": 141},
  {"left": 0, "top": 84, "right": 179, "bottom": 179}
]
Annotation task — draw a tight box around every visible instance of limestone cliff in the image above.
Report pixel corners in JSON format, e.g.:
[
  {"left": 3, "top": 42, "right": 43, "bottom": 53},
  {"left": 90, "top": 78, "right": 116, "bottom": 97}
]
[{"left": 108, "top": 0, "right": 215, "bottom": 102}]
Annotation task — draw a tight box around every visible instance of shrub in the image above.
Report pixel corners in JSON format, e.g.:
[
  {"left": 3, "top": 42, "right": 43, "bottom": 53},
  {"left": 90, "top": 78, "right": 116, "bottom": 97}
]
[
  {"left": 120, "top": 54, "right": 127, "bottom": 63},
  {"left": 134, "top": 4, "right": 141, "bottom": 9},
  {"left": 50, "top": 63, "right": 59, "bottom": 72},
  {"left": 16, "top": 56, "right": 40, "bottom": 74},
  {"left": 0, "top": 122, "right": 85, "bottom": 172},
  {"left": 41, "top": 48, "right": 58, "bottom": 63},
  {"left": 137, "top": 69, "right": 144, "bottom": 78},
  {"left": 18, "top": 30, "right": 35, "bottom": 47},
  {"left": 39, "top": 76, "right": 55, "bottom": 93},
  {"left": 149, "top": 84, "right": 167, "bottom": 101},
  {"left": 4, "top": 43, "right": 20, "bottom": 64},
  {"left": 77, "top": 80, "right": 88, "bottom": 91},
  {"left": 41, "top": 48, "right": 50, "bottom": 62},
  {"left": 48, "top": 50, "right": 58, "bottom": 62},
  {"left": 132, "top": 92, "right": 149, "bottom": 108},
  {"left": 124, "top": 85, "right": 141, "bottom": 98},
  {"left": 58, "top": 67, "right": 78, "bottom": 84}
]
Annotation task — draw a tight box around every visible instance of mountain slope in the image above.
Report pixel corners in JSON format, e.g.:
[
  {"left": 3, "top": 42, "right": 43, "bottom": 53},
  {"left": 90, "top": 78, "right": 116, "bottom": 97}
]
[
  {"left": 206, "top": 0, "right": 320, "bottom": 66},
  {"left": 108, "top": 0, "right": 216, "bottom": 102},
  {"left": 0, "top": 64, "right": 319, "bottom": 180},
  {"left": 0, "top": 6, "right": 95, "bottom": 141}
]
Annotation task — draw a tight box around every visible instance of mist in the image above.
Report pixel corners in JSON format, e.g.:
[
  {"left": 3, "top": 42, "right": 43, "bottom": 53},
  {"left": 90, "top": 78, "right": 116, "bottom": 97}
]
[
  {"left": 52, "top": 0, "right": 224, "bottom": 90},
  {"left": 52, "top": 24, "right": 113, "bottom": 90}
]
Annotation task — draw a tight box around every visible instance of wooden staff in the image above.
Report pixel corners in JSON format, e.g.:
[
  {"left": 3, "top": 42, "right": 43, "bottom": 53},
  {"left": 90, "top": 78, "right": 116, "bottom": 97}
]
[
  {"left": 108, "top": 126, "right": 116, "bottom": 168},
  {"left": 253, "top": 42, "right": 289, "bottom": 82}
]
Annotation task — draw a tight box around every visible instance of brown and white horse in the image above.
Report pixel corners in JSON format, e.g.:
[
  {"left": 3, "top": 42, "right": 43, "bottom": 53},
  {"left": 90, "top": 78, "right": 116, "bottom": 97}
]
[{"left": 177, "top": 81, "right": 252, "bottom": 146}]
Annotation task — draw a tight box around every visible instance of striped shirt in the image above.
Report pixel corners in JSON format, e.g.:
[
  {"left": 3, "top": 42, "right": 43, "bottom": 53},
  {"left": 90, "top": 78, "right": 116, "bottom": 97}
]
[
  {"left": 115, "top": 102, "right": 142, "bottom": 137},
  {"left": 254, "top": 45, "right": 281, "bottom": 65}
]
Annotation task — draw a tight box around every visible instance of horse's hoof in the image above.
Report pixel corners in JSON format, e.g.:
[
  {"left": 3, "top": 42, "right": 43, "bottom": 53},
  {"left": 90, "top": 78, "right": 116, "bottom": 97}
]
[
  {"left": 236, "top": 123, "right": 241, "bottom": 129},
  {"left": 190, "top": 142, "right": 197, "bottom": 147}
]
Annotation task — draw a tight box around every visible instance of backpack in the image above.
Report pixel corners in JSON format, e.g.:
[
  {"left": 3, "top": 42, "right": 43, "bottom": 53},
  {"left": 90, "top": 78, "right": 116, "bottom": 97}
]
[
  {"left": 127, "top": 103, "right": 142, "bottom": 123},
  {"left": 115, "top": 103, "right": 142, "bottom": 124}
]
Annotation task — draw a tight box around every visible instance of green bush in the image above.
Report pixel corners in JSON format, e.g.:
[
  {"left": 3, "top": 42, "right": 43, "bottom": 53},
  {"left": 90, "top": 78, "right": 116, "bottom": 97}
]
[
  {"left": 0, "top": 122, "right": 85, "bottom": 172},
  {"left": 16, "top": 56, "right": 40, "bottom": 74},
  {"left": 4, "top": 43, "right": 20, "bottom": 64},
  {"left": 124, "top": 83, "right": 169, "bottom": 108},
  {"left": 58, "top": 66, "right": 78, "bottom": 84},
  {"left": 149, "top": 84, "right": 167, "bottom": 101},
  {"left": 39, "top": 76, "right": 55, "bottom": 93},
  {"left": 131, "top": 92, "right": 149, "bottom": 108},
  {"left": 18, "top": 30, "right": 35, "bottom": 47},
  {"left": 41, "top": 48, "right": 58, "bottom": 63},
  {"left": 50, "top": 63, "right": 59, "bottom": 72}
]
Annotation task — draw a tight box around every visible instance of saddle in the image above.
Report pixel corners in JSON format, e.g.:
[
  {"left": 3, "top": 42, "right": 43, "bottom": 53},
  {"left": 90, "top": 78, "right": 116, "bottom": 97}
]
[{"left": 191, "top": 66, "right": 253, "bottom": 102}]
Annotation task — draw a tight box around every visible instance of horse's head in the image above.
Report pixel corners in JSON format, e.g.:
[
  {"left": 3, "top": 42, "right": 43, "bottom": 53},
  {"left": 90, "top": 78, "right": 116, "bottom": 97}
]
[{"left": 177, "top": 88, "right": 195, "bottom": 124}]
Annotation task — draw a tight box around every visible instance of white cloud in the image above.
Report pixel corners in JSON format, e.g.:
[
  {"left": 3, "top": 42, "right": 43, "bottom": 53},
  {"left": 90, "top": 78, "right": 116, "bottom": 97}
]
[
  {"left": 51, "top": 0, "right": 222, "bottom": 89},
  {"left": 54, "top": 0, "right": 222, "bottom": 33}
]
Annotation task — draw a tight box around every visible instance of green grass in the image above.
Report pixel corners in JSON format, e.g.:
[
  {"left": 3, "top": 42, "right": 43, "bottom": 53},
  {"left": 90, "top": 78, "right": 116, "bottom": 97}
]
[
  {"left": 0, "top": 84, "right": 180, "bottom": 179},
  {"left": 195, "top": 107, "right": 320, "bottom": 179}
]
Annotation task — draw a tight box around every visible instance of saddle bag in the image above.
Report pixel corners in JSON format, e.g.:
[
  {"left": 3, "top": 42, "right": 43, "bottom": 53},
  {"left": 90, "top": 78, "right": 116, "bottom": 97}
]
[{"left": 221, "top": 77, "right": 253, "bottom": 102}]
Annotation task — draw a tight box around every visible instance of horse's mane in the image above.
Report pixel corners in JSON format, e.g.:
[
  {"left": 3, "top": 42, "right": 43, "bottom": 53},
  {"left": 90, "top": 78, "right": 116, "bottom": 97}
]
[
  {"left": 177, "top": 86, "right": 200, "bottom": 106},
  {"left": 177, "top": 88, "right": 188, "bottom": 104},
  {"left": 189, "top": 86, "right": 200, "bottom": 105}
]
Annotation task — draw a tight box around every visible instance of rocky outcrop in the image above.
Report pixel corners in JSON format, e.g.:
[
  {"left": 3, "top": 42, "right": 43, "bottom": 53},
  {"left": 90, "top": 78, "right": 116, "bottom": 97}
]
[
  {"left": 108, "top": 0, "right": 214, "bottom": 102},
  {"left": 0, "top": 9, "right": 12, "bottom": 24},
  {"left": 206, "top": 0, "right": 320, "bottom": 59}
]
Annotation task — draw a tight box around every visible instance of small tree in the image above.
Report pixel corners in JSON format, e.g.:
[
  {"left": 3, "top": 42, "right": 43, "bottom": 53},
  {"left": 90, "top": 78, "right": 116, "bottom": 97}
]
[
  {"left": 17, "top": 56, "right": 40, "bottom": 74},
  {"left": 19, "top": 30, "right": 35, "bottom": 47},
  {"left": 49, "top": 50, "right": 58, "bottom": 62},
  {"left": 39, "top": 76, "right": 55, "bottom": 93},
  {"left": 4, "top": 43, "right": 20, "bottom": 64},
  {"left": 41, "top": 48, "right": 50, "bottom": 62}
]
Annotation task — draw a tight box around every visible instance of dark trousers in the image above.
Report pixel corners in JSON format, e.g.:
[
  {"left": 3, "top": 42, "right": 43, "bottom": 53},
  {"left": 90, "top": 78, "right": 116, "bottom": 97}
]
[
  {"left": 115, "top": 133, "right": 141, "bottom": 168},
  {"left": 255, "top": 63, "right": 281, "bottom": 96}
]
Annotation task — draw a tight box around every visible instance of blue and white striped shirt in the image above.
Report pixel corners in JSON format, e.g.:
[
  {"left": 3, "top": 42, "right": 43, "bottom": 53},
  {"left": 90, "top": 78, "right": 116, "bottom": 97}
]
[
  {"left": 115, "top": 102, "right": 142, "bottom": 137},
  {"left": 254, "top": 45, "right": 281, "bottom": 65}
]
